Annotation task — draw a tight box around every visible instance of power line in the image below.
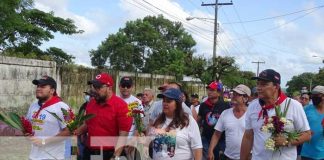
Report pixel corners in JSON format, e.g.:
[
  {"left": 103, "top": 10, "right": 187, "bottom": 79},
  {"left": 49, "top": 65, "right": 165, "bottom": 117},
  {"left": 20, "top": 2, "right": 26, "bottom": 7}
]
[
  {"left": 133, "top": 0, "right": 214, "bottom": 42},
  {"left": 225, "top": 8, "right": 320, "bottom": 41},
  {"left": 252, "top": 61, "right": 265, "bottom": 76},
  {"left": 222, "top": 5, "right": 324, "bottom": 24}
]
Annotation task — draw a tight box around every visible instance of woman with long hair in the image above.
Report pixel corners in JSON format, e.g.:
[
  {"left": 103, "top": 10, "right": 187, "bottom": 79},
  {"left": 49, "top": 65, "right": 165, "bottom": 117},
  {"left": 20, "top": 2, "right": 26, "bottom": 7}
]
[{"left": 149, "top": 88, "right": 202, "bottom": 160}]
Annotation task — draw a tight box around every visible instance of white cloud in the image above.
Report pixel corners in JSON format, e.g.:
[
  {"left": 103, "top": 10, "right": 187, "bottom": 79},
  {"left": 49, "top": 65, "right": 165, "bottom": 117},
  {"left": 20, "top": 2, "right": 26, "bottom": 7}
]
[{"left": 34, "top": 0, "right": 100, "bottom": 37}]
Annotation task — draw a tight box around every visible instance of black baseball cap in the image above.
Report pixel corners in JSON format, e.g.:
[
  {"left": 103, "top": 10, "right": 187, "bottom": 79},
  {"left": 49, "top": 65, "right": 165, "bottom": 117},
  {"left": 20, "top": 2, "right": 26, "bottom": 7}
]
[
  {"left": 32, "top": 76, "right": 57, "bottom": 89},
  {"left": 120, "top": 76, "right": 133, "bottom": 86},
  {"left": 191, "top": 93, "right": 199, "bottom": 99},
  {"left": 252, "top": 69, "right": 281, "bottom": 84}
]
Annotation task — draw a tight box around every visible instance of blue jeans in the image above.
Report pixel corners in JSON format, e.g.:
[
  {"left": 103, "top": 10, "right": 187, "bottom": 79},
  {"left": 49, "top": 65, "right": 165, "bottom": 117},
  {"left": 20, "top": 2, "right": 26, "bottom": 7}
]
[{"left": 202, "top": 136, "right": 226, "bottom": 160}]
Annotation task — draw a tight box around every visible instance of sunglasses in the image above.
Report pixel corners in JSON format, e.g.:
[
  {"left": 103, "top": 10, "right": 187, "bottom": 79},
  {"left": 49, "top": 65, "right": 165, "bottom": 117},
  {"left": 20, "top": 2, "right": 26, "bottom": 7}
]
[
  {"left": 233, "top": 92, "right": 244, "bottom": 97},
  {"left": 121, "top": 84, "right": 132, "bottom": 89}
]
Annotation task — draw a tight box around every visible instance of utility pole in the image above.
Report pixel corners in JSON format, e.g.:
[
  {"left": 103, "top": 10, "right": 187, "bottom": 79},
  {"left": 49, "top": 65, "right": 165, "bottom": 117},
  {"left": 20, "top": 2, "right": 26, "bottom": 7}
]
[
  {"left": 202, "top": 0, "right": 233, "bottom": 60},
  {"left": 252, "top": 61, "right": 265, "bottom": 76}
]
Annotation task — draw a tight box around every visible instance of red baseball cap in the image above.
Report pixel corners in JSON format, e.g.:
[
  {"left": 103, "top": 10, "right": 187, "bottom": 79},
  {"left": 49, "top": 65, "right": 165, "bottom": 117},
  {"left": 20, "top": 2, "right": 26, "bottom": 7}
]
[
  {"left": 88, "top": 73, "right": 114, "bottom": 87},
  {"left": 206, "top": 81, "right": 223, "bottom": 91}
]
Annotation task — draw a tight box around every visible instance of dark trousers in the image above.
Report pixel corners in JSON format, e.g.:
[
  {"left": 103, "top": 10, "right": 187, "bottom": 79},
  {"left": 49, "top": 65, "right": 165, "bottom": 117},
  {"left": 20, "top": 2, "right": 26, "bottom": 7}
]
[
  {"left": 202, "top": 136, "right": 226, "bottom": 160},
  {"left": 82, "top": 147, "right": 114, "bottom": 160}
]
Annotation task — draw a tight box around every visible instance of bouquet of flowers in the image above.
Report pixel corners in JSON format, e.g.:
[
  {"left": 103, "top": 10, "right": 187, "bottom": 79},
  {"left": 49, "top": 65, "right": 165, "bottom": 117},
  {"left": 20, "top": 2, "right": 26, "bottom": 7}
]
[
  {"left": 127, "top": 101, "right": 145, "bottom": 134},
  {"left": 127, "top": 101, "right": 146, "bottom": 157},
  {"left": 0, "top": 112, "right": 33, "bottom": 135},
  {"left": 261, "top": 99, "right": 299, "bottom": 151},
  {"left": 47, "top": 108, "right": 95, "bottom": 133}
]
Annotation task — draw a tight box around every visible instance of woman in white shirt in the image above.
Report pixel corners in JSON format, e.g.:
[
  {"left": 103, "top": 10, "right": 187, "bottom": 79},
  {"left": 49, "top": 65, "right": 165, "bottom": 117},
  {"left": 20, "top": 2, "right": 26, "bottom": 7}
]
[{"left": 149, "top": 88, "right": 202, "bottom": 160}]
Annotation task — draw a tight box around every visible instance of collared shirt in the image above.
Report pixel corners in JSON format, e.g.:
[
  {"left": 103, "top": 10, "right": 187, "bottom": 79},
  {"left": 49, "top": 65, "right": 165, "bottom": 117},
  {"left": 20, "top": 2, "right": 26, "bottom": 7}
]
[
  {"left": 143, "top": 100, "right": 154, "bottom": 129},
  {"left": 85, "top": 94, "right": 132, "bottom": 150}
]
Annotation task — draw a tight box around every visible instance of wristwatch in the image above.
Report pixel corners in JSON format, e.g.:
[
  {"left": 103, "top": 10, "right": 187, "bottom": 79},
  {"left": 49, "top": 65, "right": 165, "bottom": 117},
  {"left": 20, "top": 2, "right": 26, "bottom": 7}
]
[{"left": 41, "top": 138, "right": 46, "bottom": 145}]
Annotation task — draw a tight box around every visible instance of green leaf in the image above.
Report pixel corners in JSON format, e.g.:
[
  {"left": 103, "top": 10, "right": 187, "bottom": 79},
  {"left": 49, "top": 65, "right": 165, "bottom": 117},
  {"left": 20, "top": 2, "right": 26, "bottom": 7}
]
[
  {"left": 77, "top": 108, "right": 85, "bottom": 123},
  {"left": 0, "top": 112, "right": 22, "bottom": 130},
  {"left": 46, "top": 110, "right": 63, "bottom": 122},
  {"left": 61, "top": 108, "right": 68, "bottom": 116},
  {"left": 79, "top": 114, "right": 95, "bottom": 125},
  {"left": 9, "top": 112, "right": 23, "bottom": 129}
]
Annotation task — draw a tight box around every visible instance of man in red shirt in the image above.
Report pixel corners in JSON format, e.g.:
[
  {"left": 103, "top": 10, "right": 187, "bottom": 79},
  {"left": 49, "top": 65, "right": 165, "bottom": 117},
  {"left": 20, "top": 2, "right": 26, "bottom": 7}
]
[{"left": 75, "top": 73, "right": 132, "bottom": 160}]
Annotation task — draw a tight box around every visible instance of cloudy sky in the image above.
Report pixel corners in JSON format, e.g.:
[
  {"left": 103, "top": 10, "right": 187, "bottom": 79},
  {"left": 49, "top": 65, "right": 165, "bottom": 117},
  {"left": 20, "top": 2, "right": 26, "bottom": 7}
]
[{"left": 34, "top": 0, "right": 324, "bottom": 87}]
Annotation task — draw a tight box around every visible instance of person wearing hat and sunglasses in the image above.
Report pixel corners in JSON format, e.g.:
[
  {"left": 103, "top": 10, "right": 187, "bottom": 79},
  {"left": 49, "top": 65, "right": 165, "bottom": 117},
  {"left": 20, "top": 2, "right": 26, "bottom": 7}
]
[
  {"left": 241, "top": 69, "right": 311, "bottom": 160},
  {"left": 149, "top": 88, "right": 202, "bottom": 160},
  {"left": 118, "top": 76, "right": 144, "bottom": 160},
  {"left": 26, "top": 75, "right": 71, "bottom": 160},
  {"left": 208, "top": 84, "right": 251, "bottom": 160},
  {"left": 197, "top": 81, "right": 230, "bottom": 160},
  {"left": 75, "top": 73, "right": 132, "bottom": 160},
  {"left": 301, "top": 85, "right": 324, "bottom": 160}
]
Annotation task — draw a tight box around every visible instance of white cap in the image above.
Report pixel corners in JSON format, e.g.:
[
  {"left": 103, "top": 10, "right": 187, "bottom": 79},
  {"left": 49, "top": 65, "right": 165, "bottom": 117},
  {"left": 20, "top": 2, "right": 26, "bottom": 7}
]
[
  {"left": 232, "top": 84, "right": 251, "bottom": 96},
  {"left": 311, "top": 85, "right": 324, "bottom": 94}
]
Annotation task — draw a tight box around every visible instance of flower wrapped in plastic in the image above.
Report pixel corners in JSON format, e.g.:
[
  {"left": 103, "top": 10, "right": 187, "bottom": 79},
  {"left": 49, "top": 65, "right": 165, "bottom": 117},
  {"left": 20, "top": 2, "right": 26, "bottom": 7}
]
[
  {"left": 0, "top": 112, "right": 34, "bottom": 135},
  {"left": 47, "top": 108, "right": 95, "bottom": 133}
]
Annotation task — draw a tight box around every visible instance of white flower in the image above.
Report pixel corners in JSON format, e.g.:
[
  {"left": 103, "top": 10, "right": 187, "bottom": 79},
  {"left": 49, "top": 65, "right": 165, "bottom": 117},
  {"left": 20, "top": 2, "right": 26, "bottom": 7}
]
[
  {"left": 286, "top": 119, "right": 292, "bottom": 125},
  {"left": 268, "top": 117, "right": 273, "bottom": 123},
  {"left": 265, "top": 138, "right": 276, "bottom": 151},
  {"left": 280, "top": 117, "right": 287, "bottom": 124},
  {"left": 261, "top": 125, "right": 269, "bottom": 132},
  {"left": 267, "top": 123, "right": 274, "bottom": 129}
]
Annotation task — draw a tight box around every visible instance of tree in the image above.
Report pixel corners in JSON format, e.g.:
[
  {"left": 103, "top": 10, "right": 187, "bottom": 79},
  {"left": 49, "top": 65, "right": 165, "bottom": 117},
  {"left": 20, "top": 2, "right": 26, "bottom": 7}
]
[
  {"left": 207, "top": 56, "right": 238, "bottom": 81},
  {"left": 286, "top": 72, "right": 316, "bottom": 95},
  {"left": 0, "top": 0, "right": 82, "bottom": 64},
  {"left": 90, "top": 15, "right": 196, "bottom": 79},
  {"left": 222, "top": 70, "right": 256, "bottom": 89}
]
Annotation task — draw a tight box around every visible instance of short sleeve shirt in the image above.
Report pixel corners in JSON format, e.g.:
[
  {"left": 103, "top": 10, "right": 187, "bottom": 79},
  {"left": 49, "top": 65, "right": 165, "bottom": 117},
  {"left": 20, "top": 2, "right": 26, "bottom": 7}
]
[{"left": 245, "top": 98, "right": 310, "bottom": 160}]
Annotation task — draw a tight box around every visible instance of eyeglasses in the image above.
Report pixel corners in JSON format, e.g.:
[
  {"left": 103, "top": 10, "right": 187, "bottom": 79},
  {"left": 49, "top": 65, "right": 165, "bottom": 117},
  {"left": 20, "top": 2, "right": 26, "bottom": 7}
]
[
  {"left": 233, "top": 92, "right": 244, "bottom": 97},
  {"left": 301, "top": 97, "right": 309, "bottom": 100},
  {"left": 121, "top": 84, "right": 132, "bottom": 89},
  {"left": 92, "top": 85, "right": 107, "bottom": 90}
]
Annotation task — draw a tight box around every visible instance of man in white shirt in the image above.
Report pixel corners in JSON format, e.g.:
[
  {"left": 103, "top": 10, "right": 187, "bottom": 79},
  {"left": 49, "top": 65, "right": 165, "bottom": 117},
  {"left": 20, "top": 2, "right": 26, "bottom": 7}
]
[
  {"left": 208, "top": 84, "right": 251, "bottom": 160},
  {"left": 240, "top": 69, "right": 311, "bottom": 160},
  {"left": 118, "top": 76, "right": 144, "bottom": 160},
  {"left": 142, "top": 88, "right": 155, "bottom": 131},
  {"left": 26, "top": 76, "right": 71, "bottom": 160}
]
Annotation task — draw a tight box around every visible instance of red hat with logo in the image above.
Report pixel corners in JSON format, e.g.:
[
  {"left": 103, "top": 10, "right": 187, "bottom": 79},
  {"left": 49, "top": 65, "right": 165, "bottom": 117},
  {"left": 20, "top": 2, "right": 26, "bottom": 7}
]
[
  {"left": 88, "top": 73, "right": 114, "bottom": 88},
  {"left": 206, "top": 81, "right": 223, "bottom": 91}
]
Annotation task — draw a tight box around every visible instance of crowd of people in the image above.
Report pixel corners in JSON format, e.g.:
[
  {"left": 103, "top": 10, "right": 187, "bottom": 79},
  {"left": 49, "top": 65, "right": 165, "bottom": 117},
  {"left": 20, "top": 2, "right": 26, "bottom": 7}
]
[{"left": 23, "top": 68, "right": 323, "bottom": 160}]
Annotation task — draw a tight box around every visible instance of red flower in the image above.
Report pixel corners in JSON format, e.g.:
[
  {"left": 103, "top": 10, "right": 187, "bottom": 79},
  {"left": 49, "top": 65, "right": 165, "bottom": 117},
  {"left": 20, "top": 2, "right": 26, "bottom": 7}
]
[
  {"left": 132, "top": 109, "right": 144, "bottom": 115},
  {"left": 21, "top": 116, "right": 34, "bottom": 135},
  {"left": 68, "top": 109, "right": 75, "bottom": 120},
  {"left": 64, "top": 109, "right": 75, "bottom": 122}
]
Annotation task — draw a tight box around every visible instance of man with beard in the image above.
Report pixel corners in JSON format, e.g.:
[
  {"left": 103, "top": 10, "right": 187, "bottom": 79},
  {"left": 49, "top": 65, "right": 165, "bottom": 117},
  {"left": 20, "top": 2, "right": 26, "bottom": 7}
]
[
  {"left": 240, "top": 69, "right": 311, "bottom": 160},
  {"left": 26, "top": 75, "right": 71, "bottom": 160},
  {"left": 75, "top": 73, "right": 132, "bottom": 160},
  {"left": 197, "top": 81, "right": 230, "bottom": 160},
  {"left": 208, "top": 84, "right": 251, "bottom": 160},
  {"left": 301, "top": 85, "right": 324, "bottom": 160}
]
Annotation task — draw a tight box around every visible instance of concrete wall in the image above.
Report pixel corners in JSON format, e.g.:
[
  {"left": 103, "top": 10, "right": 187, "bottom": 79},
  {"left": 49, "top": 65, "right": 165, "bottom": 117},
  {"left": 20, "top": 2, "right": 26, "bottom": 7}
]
[
  {"left": 0, "top": 56, "right": 206, "bottom": 113},
  {"left": 0, "top": 56, "right": 57, "bottom": 113}
]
